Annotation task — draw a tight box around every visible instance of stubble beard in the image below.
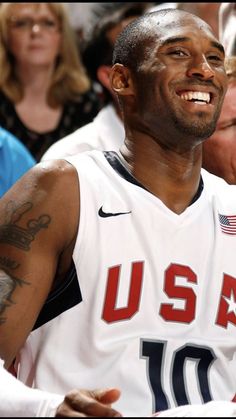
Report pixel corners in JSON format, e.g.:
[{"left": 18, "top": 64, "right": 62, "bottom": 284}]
[{"left": 171, "top": 108, "right": 221, "bottom": 140}]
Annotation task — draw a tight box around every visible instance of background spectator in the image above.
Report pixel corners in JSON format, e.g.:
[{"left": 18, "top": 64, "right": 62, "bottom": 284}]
[
  {"left": 0, "top": 3, "right": 100, "bottom": 161},
  {"left": 0, "top": 126, "right": 35, "bottom": 197},
  {"left": 202, "top": 56, "right": 236, "bottom": 183},
  {"left": 202, "top": 3, "right": 236, "bottom": 184}
]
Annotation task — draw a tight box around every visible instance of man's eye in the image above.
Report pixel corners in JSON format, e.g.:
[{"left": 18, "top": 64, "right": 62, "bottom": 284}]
[{"left": 208, "top": 55, "right": 223, "bottom": 62}]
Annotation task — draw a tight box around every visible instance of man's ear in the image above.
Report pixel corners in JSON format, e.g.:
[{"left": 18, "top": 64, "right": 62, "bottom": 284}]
[{"left": 110, "top": 63, "right": 134, "bottom": 96}]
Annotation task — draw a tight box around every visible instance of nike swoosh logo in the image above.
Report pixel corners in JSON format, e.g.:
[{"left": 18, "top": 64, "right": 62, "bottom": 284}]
[{"left": 98, "top": 206, "right": 132, "bottom": 218}]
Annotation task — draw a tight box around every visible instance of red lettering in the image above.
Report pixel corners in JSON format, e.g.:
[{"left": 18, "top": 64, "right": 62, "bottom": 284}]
[
  {"left": 216, "top": 273, "right": 236, "bottom": 328},
  {"left": 102, "top": 262, "right": 144, "bottom": 323},
  {"left": 160, "top": 263, "right": 197, "bottom": 323}
]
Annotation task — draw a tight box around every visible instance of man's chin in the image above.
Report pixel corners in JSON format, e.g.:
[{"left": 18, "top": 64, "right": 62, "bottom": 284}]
[{"left": 177, "top": 121, "right": 217, "bottom": 140}]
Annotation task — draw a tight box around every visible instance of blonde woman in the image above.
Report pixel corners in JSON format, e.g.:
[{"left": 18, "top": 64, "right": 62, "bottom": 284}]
[{"left": 0, "top": 3, "right": 100, "bottom": 161}]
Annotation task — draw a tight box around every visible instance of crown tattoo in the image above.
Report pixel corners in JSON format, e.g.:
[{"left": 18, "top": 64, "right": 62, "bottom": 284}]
[{"left": 0, "top": 201, "right": 51, "bottom": 251}]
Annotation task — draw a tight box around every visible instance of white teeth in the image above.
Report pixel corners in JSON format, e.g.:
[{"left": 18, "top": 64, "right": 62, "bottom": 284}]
[{"left": 180, "top": 91, "right": 210, "bottom": 103}]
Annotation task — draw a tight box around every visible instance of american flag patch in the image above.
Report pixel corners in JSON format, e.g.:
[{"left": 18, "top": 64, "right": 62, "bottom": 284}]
[{"left": 219, "top": 214, "right": 236, "bottom": 235}]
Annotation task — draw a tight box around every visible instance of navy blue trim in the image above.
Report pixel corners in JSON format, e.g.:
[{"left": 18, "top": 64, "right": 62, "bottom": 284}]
[
  {"left": 103, "top": 151, "right": 203, "bottom": 205},
  {"left": 33, "top": 261, "right": 82, "bottom": 330},
  {"left": 190, "top": 177, "right": 203, "bottom": 204},
  {"left": 104, "top": 151, "right": 145, "bottom": 189}
]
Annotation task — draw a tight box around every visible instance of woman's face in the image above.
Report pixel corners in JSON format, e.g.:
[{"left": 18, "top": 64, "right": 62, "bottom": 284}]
[{"left": 7, "top": 3, "right": 62, "bottom": 68}]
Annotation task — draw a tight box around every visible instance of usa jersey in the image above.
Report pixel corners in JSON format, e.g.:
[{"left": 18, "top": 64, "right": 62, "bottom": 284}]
[{"left": 16, "top": 150, "right": 236, "bottom": 417}]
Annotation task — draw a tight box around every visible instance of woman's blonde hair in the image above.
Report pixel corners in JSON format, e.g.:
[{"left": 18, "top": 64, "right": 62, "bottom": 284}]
[{"left": 0, "top": 3, "right": 91, "bottom": 106}]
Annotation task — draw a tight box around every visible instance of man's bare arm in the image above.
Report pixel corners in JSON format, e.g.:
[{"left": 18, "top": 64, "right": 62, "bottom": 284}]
[{"left": 0, "top": 159, "right": 80, "bottom": 367}]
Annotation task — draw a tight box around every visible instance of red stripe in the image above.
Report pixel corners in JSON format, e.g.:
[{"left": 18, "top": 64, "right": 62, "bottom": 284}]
[
  {"left": 221, "top": 229, "right": 236, "bottom": 235},
  {"left": 221, "top": 227, "right": 236, "bottom": 231}
]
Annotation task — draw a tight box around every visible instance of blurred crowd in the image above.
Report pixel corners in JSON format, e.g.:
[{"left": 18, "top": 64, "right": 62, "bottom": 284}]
[{"left": 0, "top": 2, "right": 235, "bottom": 196}]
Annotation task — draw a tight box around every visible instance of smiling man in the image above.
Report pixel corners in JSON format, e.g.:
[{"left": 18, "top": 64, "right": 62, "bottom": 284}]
[
  {"left": 113, "top": 10, "right": 226, "bottom": 159},
  {"left": 1, "top": 8, "right": 236, "bottom": 418}
]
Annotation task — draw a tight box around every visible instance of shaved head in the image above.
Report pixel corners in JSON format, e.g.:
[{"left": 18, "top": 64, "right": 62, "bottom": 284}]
[{"left": 113, "top": 8, "right": 218, "bottom": 72}]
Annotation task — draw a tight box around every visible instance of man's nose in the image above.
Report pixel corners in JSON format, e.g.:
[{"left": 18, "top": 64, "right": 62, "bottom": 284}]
[{"left": 187, "top": 57, "right": 215, "bottom": 80}]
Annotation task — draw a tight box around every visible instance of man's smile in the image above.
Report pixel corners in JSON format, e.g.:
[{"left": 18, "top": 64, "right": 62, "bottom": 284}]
[
  {"left": 179, "top": 90, "right": 211, "bottom": 104},
  {"left": 175, "top": 84, "right": 220, "bottom": 109}
]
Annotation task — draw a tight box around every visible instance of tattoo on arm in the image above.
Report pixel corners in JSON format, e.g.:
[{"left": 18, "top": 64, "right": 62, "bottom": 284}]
[
  {"left": 0, "top": 270, "right": 30, "bottom": 325},
  {"left": 0, "top": 201, "right": 51, "bottom": 251}
]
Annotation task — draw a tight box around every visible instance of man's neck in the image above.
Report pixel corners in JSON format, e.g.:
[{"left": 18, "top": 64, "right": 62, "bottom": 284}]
[{"left": 119, "top": 135, "right": 203, "bottom": 215}]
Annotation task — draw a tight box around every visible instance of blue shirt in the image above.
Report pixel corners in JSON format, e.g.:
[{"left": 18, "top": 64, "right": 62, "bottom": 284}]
[{"left": 0, "top": 126, "right": 36, "bottom": 197}]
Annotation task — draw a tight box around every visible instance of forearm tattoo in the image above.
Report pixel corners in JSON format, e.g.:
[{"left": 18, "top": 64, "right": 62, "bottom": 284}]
[
  {"left": 0, "top": 200, "right": 51, "bottom": 251},
  {"left": 0, "top": 269, "right": 29, "bottom": 325},
  {"left": 0, "top": 201, "right": 51, "bottom": 324}
]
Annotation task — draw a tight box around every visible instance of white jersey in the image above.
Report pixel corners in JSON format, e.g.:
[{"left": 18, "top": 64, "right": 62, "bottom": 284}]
[{"left": 17, "top": 150, "right": 236, "bottom": 417}]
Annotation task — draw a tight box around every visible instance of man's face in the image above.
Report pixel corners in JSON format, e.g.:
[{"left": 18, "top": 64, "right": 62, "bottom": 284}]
[{"left": 132, "top": 13, "right": 228, "bottom": 147}]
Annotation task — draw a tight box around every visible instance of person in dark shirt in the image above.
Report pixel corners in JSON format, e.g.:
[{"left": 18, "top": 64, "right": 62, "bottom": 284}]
[{"left": 0, "top": 3, "right": 100, "bottom": 161}]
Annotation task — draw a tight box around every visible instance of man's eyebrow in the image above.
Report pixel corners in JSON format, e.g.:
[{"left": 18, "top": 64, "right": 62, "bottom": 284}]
[
  {"left": 160, "top": 36, "right": 225, "bottom": 55},
  {"left": 160, "top": 36, "right": 190, "bottom": 47}
]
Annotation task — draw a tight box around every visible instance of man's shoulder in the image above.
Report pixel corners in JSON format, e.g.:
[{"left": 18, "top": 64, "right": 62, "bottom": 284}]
[{"left": 29, "top": 159, "right": 79, "bottom": 196}]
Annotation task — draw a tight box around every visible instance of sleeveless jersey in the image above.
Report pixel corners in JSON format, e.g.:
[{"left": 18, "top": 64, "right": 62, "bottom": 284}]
[{"left": 16, "top": 150, "right": 236, "bottom": 417}]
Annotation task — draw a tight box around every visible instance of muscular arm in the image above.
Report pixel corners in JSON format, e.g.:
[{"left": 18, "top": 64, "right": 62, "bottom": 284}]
[{"left": 0, "top": 159, "right": 80, "bottom": 367}]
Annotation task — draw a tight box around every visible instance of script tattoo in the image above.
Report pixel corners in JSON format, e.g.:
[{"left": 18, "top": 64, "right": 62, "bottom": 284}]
[
  {"left": 0, "top": 269, "right": 29, "bottom": 325},
  {"left": 0, "top": 201, "right": 51, "bottom": 251}
]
